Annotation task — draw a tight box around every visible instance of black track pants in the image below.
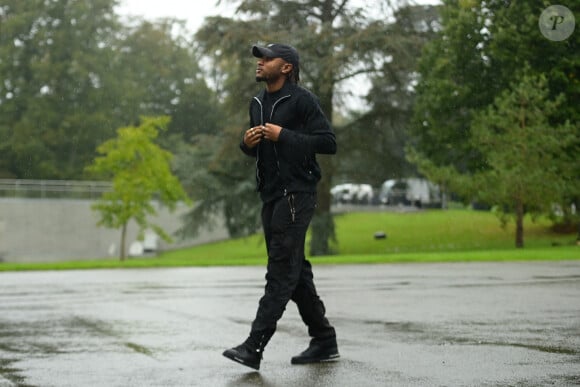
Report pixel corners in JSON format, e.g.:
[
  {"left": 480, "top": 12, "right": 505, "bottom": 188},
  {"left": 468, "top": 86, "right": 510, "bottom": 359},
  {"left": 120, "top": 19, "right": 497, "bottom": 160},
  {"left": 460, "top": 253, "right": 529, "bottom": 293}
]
[{"left": 249, "top": 192, "right": 336, "bottom": 348}]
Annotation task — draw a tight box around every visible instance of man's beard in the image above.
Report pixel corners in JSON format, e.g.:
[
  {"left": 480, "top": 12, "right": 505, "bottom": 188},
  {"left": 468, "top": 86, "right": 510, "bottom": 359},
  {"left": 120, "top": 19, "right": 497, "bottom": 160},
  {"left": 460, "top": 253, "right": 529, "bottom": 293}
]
[{"left": 256, "top": 72, "right": 283, "bottom": 83}]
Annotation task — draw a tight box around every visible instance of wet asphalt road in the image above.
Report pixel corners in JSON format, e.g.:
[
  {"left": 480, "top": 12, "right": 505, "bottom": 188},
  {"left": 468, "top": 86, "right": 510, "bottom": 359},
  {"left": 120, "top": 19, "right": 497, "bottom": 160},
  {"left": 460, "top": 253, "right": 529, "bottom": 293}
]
[{"left": 1, "top": 261, "right": 579, "bottom": 387}]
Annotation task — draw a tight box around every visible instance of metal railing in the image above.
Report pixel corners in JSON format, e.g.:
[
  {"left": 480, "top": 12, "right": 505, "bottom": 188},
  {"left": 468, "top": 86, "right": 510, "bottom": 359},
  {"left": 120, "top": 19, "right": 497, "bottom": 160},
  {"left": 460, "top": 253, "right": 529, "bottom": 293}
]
[{"left": 0, "top": 179, "right": 112, "bottom": 199}]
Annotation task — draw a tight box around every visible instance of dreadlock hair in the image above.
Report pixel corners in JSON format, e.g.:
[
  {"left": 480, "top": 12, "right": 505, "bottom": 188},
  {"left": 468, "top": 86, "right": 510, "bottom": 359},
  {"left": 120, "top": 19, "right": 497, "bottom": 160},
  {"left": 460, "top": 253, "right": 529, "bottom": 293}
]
[{"left": 288, "top": 65, "right": 300, "bottom": 84}]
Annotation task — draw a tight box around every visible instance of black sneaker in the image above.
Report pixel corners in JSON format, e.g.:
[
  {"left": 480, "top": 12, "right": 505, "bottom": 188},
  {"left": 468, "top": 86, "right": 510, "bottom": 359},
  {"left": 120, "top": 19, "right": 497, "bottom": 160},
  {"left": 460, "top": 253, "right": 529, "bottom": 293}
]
[
  {"left": 291, "top": 337, "right": 340, "bottom": 364},
  {"left": 223, "top": 343, "right": 262, "bottom": 370}
]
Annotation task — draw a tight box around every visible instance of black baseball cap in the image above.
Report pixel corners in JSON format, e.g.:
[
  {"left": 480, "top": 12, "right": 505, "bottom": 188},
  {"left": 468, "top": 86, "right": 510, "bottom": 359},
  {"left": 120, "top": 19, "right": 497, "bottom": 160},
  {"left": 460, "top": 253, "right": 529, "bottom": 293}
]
[{"left": 252, "top": 43, "right": 300, "bottom": 68}]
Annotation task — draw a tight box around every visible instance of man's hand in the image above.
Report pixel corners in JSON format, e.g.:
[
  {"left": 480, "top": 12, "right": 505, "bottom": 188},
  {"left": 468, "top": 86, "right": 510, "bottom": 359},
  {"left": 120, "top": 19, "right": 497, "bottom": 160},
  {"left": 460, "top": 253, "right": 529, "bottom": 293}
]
[
  {"left": 244, "top": 126, "right": 264, "bottom": 148},
  {"left": 244, "top": 123, "right": 282, "bottom": 147},
  {"left": 262, "top": 123, "right": 282, "bottom": 142}
]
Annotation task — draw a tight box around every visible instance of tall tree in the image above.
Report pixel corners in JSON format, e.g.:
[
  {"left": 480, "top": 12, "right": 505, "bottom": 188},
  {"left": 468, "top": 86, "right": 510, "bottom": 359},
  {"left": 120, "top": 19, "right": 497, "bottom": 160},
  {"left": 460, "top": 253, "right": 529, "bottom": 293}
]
[
  {"left": 0, "top": 0, "right": 123, "bottom": 178},
  {"left": 86, "top": 116, "right": 190, "bottom": 260},
  {"left": 112, "top": 19, "right": 224, "bottom": 144},
  {"left": 174, "top": 128, "right": 261, "bottom": 239},
  {"left": 409, "top": 0, "right": 579, "bottom": 227},
  {"left": 0, "top": 3, "right": 222, "bottom": 180},
  {"left": 338, "top": 4, "right": 440, "bottom": 187},
  {"left": 193, "top": 0, "right": 412, "bottom": 255},
  {"left": 468, "top": 72, "right": 575, "bottom": 247}
]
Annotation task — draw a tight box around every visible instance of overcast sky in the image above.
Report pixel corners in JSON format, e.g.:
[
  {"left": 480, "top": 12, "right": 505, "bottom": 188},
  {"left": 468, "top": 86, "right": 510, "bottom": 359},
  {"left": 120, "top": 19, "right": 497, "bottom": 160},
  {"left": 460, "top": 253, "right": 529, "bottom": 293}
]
[
  {"left": 116, "top": 0, "right": 441, "bottom": 33},
  {"left": 115, "top": 0, "right": 441, "bottom": 110},
  {"left": 115, "top": 0, "right": 235, "bottom": 31}
]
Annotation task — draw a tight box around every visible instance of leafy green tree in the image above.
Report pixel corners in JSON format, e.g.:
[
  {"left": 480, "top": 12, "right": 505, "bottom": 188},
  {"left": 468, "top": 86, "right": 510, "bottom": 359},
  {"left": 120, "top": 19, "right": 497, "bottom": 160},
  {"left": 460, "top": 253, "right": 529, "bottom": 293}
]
[
  {"left": 113, "top": 19, "right": 224, "bottom": 144},
  {"left": 0, "top": 3, "right": 221, "bottom": 180},
  {"left": 0, "top": 0, "right": 123, "bottom": 178},
  {"left": 192, "top": 0, "right": 418, "bottom": 255},
  {"left": 469, "top": 72, "right": 575, "bottom": 247},
  {"left": 410, "top": 0, "right": 578, "bottom": 172},
  {"left": 86, "top": 116, "right": 191, "bottom": 260},
  {"left": 174, "top": 129, "right": 261, "bottom": 239},
  {"left": 409, "top": 0, "right": 579, "bottom": 235}
]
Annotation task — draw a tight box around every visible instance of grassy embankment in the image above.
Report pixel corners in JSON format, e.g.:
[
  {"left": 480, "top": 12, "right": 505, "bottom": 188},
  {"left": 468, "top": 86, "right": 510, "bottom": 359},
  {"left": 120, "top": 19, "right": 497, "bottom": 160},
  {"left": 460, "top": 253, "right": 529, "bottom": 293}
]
[{"left": 1, "top": 209, "right": 577, "bottom": 271}]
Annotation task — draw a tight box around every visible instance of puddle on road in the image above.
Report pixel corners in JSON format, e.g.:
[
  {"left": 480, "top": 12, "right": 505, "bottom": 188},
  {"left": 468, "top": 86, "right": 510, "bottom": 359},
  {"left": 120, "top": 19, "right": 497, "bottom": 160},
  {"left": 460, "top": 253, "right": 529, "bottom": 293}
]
[
  {"left": 226, "top": 371, "right": 276, "bottom": 387},
  {"left": 448, "top": 274, "right": 580, "bottom": 288},
  {"left": 0, "top": 316, "right": 156, "bottom": 358},
  {"left": 0, "top": 315, "right": 159, "bottom": 387},
  {"left": 0, "top": 316, "right": 158, "bottom": 385},
  {"left": 0, "top": 358, "right": 36, "bottom": 387},
  {"left": 532, "top": 275, "right": 580, "bottom": 280},
  {"left": 124, "top": 341, "right": 154, "bottom": 357},
  {"left": 69, "top": 316, "right": 119, "bottom": 338},
  {"left": 361, "top": 319, "right": 579, "bottom": 357},
  {"left": 0, "top": 321, "right": 66, "bottom": 355},
  {"left": 362, "top": 319, "right": 427, "bottom": 334},
  {"left": 380, "top": 321, "right": 426, "bottom": 333},
  {"left": 439, "top": 336, "right": 579, "bottom": 355},
  {"left": 71, "top": 317, "right": 157, "bottom": 357}
]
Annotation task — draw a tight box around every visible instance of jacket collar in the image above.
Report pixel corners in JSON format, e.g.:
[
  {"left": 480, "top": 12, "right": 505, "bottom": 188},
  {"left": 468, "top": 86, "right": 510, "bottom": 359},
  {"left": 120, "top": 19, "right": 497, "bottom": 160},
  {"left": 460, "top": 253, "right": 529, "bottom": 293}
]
[{"left": 256, "top": 81, "right": 296, "bottom": 101}]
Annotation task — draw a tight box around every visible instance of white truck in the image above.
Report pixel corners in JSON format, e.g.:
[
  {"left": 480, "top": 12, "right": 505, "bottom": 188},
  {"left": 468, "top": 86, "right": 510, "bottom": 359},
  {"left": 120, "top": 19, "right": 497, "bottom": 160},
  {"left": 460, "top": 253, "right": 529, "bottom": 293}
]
[{"left": 379, "top": 178, "right": 441, "bottom": 208}]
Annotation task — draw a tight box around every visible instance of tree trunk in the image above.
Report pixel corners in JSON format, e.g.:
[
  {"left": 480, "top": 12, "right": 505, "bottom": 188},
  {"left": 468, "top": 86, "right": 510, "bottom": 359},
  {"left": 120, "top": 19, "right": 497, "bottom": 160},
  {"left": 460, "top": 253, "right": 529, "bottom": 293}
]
[
  {"left": 120, "top": 222, "right": 128, "bottom": 261},
  {"left": 309, "top": 7, "right": 336, "bottom": 256},
  {"left": 515, "top": 199, "right": 524, "bottom": 248},
  {"left": 310, "top": 155, "right": 335, "bottom": 256},
  {"left": 440, "top": 183, "right": 448, "bottom": 209}
]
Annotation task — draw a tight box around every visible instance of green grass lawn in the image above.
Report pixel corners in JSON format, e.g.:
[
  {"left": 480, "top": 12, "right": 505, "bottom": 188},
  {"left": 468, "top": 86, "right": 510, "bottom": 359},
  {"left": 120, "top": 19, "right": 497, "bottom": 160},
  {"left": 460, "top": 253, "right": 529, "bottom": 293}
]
[
  {"left": 1, "top": 209, "right": 578, "bottom": 271},
  {"left": 332, "top": 209, "right": 574, "bottom": 254}
]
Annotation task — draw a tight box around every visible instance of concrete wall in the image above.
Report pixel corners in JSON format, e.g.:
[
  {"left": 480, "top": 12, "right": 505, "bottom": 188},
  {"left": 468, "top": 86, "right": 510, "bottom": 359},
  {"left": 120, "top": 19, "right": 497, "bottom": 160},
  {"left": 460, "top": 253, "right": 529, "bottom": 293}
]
[{"left": 0, "top": 198, "right": 228, "bottom": 263}]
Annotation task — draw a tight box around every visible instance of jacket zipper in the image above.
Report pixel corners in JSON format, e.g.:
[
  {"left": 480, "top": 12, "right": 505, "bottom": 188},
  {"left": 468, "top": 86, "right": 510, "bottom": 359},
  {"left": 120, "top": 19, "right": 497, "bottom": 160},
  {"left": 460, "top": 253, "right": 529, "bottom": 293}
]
[
  {"left": 287, "top": 193, "right": 296, "bottom": 223},
  {"left": 270, "top": 95, "right": 290, "bottom": 190},
  {"left": 253, "top": 94, "right": 291, "bottom": 195},
  {"left": 253, "top": 97, "right": 264, "bottom": 190},
  {"left": 270, "top": 95, "right": 290, "bottom": 120}
]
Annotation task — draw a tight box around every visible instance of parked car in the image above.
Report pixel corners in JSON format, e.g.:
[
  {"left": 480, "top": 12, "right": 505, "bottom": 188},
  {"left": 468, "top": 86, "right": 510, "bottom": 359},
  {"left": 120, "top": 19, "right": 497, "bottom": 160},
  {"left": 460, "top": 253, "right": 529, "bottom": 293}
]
[
  {"left": 379, "top": 178, "right": 441, "bottom": 208},
  {"left": 331, "top": 183, "right": 374, "bottom": 205},
  {"left": 331, "top": 183, "right": 356, "bottom": 204},
  {"left": 353, "top": 184, "right": 373, "bottom": 204}
]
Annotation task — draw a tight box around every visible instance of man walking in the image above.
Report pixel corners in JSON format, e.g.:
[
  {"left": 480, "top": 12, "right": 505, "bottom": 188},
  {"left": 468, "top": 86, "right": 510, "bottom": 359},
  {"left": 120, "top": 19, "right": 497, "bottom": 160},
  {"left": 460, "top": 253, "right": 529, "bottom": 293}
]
[{"left": 222, "top": 43, "right": 339, "bottom": 370}]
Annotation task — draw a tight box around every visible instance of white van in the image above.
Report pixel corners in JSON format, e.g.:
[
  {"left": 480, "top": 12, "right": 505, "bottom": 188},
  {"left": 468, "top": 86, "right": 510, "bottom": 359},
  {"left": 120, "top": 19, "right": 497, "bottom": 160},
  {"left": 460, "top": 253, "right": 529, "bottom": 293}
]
[{"left": 379, "top": 178, "right": 441, "bottom": 208}]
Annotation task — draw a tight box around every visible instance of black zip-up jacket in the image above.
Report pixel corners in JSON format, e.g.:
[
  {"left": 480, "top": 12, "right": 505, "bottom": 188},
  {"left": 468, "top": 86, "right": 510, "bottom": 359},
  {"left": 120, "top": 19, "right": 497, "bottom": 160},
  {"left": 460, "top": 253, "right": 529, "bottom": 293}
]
[{"left": 240, "top": 82, "right": 337, "bottom": 203}]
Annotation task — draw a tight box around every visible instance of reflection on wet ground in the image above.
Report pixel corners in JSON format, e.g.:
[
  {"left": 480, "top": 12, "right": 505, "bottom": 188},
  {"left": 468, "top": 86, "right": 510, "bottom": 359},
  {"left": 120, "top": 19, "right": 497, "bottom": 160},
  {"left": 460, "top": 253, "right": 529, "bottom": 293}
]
[
  {"left": 1, "top": 261, "right": 579, "bottom": 386},
  {"left": 0, "top": 358, "right": 31, "bottom": 387}
]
